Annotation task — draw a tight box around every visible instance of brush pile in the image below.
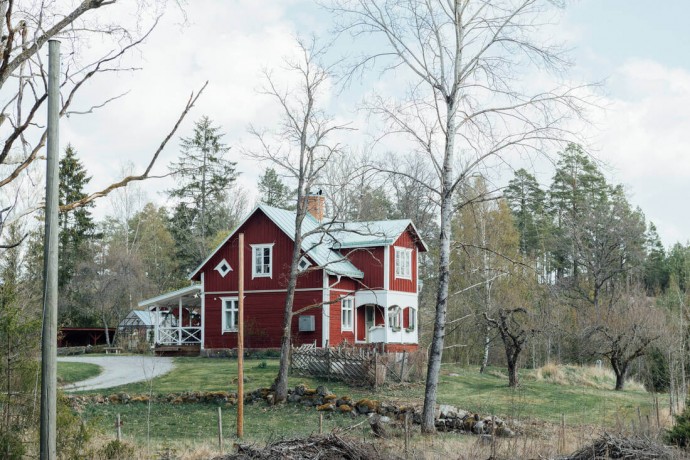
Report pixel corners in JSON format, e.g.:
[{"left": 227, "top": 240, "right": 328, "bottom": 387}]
[
  {"left": 559, "top": 433, "right": 673, "bottom": 460},
  {"left": 216, "top": 433, "right": 400, "bottom": 460}
]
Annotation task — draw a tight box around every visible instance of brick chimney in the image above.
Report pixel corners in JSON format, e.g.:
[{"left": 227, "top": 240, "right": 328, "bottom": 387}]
[{"left": 305, "top": 192, "right": 325, "bottom": 221}]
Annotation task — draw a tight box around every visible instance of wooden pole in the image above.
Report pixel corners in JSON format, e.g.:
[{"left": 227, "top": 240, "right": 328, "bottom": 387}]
[
  {"left": 217, "top": 407, "right": 223, "bottom": 453},
  {"left": 116, "top": 414, "right": 121, "bottom": 441},
  {"left": 40, "top": 39, "right": 60, "bottom": 460},
  {"left": 404, "top": 411, "right": 410, "bottom": 457},
  {"left": 237, "top": 233, "right": 245, "bottom": 438},
  {"left": 319, "top": 413, "right": 323, "bottom": 434},
  {"left": 655, "top": 393, "right": 661, "bottom": 428}
]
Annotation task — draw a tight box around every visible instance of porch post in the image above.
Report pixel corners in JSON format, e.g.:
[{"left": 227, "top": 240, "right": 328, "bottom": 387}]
[
  {"left": 383, "top": 305, "right": 389, "bottom": 344},
  {"left": 154, "top": 305, "right": 159, "bottom": 344},
  {"left": 178, "top": 297, "right": 183, "bottom": 345},
  {"left": 200, "top": 273, "right": 205, "bottom": 350}
]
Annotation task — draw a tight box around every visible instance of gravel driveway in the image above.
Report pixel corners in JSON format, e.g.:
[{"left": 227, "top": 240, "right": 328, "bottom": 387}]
[{"left": 58, "top": 355, "right": 174, "bottom": 392}]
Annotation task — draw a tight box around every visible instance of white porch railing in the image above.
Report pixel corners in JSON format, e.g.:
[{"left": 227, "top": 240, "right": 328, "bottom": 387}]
[{"left": 157, "top": 327, "right": 202, "bottom": 345}]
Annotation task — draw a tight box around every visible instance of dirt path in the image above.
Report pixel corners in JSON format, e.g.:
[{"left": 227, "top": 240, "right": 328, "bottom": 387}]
[{"left": 58, "top": 355, "right": 174, "bottom": 392}]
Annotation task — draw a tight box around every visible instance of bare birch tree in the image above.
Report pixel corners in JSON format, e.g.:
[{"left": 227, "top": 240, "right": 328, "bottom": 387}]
[
  {"left": 0, "top": 0, "right": 205, "bottom": 245},
  {"left": 331, "top": 0, "right": 590, "bottom": 432},
  {"left": 245, "top": 38, "right": 351, "bottom": 403}
]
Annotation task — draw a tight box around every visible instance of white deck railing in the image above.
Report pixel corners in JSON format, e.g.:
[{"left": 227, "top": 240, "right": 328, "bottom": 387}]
[{"left": 157, "top": 327, "right": 202, "bottom": 345}]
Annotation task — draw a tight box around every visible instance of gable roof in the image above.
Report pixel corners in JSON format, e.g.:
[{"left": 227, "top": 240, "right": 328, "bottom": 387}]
[{"left": 188, "top": 204, "right": 429, "bottom": 280}]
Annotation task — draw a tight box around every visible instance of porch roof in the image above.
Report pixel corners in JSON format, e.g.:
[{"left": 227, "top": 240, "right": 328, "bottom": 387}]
[{"left": 138, "top": 284, "right": 202, "bottom": 309}]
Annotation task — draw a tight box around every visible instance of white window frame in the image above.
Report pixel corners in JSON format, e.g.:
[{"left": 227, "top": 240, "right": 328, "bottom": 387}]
[
  {"left": 394, "top": 247, "right": 413, "bottom": 280},
  {"left": 214, "top": 259, "right": 232, "bottom": 278},
  {"left": 221, "top": 297, "right": 238, "bottom": 332},
  {"left": 297, "top": 256, "right": 311, "bottom": 272},
  {"left": 341, "top": 297, "right": 354, "bottom": 332},
  {"left": 251, "top": 244, "right": 274, "bottom": 279},
  {"left": 389, "top": 306, "right": 402, "bottom": 330}
]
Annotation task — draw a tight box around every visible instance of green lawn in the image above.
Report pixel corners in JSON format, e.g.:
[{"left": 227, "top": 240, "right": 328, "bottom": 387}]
[
  {"left": 76, "top": 357, "right": 660, "bottom": 445},
  {"left": 57, "top": 361, "right": 102, "bottom": 385}
]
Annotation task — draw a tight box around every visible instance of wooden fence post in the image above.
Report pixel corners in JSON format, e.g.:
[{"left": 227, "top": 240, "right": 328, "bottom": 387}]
[
  {"left": 116, "top": 413, "right": 121, "bottom": 442},
  {"left": 217, "top": 406, "right": 223, "bottom": 454}
]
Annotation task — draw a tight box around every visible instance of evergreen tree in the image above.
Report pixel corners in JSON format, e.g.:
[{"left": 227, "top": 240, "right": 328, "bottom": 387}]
[
  {"left": 504, "top": 168, "right": 547, "bottom": 257},
  {"left": 548, "top": 143, "right": 608, "bottom": 279},
  {"left": 258, "top": 167, "right": 292, "bottom": 208},
  {"left": 167, "top": 116, "right": 238, "bottom": 272},
  {"left": 58, "top": 145, "right": 97, "bottom": 324},
  {"left": 643, "top": 223, "right": 669, "bottom": 294}
]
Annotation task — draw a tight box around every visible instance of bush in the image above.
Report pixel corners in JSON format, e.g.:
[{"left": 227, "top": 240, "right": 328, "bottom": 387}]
[
  {"left": 98, "top": 440, "right": 135, "bottom": 460},
  {"left": 256, "top": 361, "right": 268, "bottom": 369},
  {"left": 0, "top": 429, "right": 26, "bottom": 460},
  {"left": 665, "top": 400, "right": 690, "bottom": 448}
]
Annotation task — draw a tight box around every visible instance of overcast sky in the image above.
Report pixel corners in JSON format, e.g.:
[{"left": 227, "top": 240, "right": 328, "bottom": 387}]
[{"left": 61, "top": 0, "right": 690, "bottom": 246}]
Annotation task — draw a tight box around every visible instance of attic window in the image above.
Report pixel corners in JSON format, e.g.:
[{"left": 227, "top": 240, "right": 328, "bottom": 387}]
[
  {"left": 297, "top": 256, "right": 311, "bottom": 272},
  {"left": 394, "top": 247, "right": 412, "bottom": 280},
  {"left": 215, "top": 259, "right": 232, "bottom": 278}
]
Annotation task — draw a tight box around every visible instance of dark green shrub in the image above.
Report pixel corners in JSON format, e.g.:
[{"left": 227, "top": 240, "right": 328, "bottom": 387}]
[
  {"left": 666, "top": 400, "right": 690, "bottom": 448},
  {"left": 98, "top": 440, "right": 135, "bottom": 460},
  {"left": 0, "top": 429, "right": 26, "bottom": 460}
]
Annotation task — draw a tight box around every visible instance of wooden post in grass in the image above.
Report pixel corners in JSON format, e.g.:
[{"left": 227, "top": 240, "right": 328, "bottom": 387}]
[
  {"left": 116, "top": 414, "right": 121, "bottom": 441},
  {"left": 404, "top": 411, "right": 410, "bottom": 457},
  {"left": 655, "top": 394, "right": 661, "bottom": 429},
  {"left": 319, "top": 413, "right": 323, "bottom": 434},
  {"left": 237, "top": 233, "right": 245, "bottom": 438},
  {"left": 217, "top": 407, "right": 223, "bottom": 453}
]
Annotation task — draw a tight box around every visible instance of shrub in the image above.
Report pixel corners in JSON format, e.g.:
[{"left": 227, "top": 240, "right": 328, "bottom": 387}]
[
  {"left": 666, "top": 400, "right": 690, "bottom": 448},
  {"left": 98, "top": 440, "right": 135, "bottom": 460}
]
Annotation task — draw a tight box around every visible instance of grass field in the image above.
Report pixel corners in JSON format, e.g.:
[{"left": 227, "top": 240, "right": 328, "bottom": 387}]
[
  {"left": 57, "top": 361, "right": 102, "bottom": 385},
  {"left": 71, "top": 357, "right": 663, "bottom": 447}
]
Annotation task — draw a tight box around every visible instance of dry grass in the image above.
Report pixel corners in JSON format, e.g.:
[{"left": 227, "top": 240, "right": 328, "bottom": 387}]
[{"left": 530, "top": 363, "right": 646, "bottom": 392}]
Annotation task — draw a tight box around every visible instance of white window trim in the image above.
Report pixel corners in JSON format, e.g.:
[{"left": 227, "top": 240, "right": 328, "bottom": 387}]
[
  {"left": 214, "top": 258, "right": 232, "bottom": 278},
  {"left": 221, "top": 296, "right": 239, "bottom": 332},
  {"left": 297, "top": 256, "right": 312, "bottom": 272},
  {"left": 394, "top": 247, "right": 413, "bottom": 280},
  {"left": 250, "top": 243, "right": 274, "bottom": 279},
  {"left": 341, "top": 297, "right": 354, "bottom": 332}
]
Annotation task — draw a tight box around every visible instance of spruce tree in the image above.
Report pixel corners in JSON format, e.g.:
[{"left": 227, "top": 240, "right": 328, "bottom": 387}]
[
  {"left": 257, "top": 167, "right": 292, "bottom": 208},
  {"left": 167, "top": 116, "right": 238, "bottom": 272},
  {"left": 58, "top": 145, "right": 97, "bottom": 324}
]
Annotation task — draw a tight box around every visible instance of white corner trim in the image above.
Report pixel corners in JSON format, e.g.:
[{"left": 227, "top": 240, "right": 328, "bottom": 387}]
[{"left": 322, "top": 270, "right": 329, "bottom": 348}]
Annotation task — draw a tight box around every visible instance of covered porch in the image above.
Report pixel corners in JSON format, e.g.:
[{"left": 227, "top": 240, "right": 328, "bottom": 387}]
[
  {"left": 353, "top": 291, "right": 418, "bottom": 346},
  {"left": 138, "top": 285, "right": 202, "bottom": 349}
]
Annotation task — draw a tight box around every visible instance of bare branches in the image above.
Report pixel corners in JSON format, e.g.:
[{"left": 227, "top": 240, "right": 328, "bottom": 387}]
[{"left": 59, "top": 81, "right": 207, "bottom": 212}]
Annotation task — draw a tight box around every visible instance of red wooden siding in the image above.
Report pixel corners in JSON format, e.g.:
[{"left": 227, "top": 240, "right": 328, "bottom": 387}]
[
  {"left": 328, "top": 289, "right": 355, "bottom": 346},
  {"left": 204, "top": 290, "right": 323, "bottom": 349},
  {"left": 197, "top": 210, "right": 322, "bottom": 292},
  {"left": 389, "top": 229, "right": 417, "bottom": 293},
  {"left": 344, "top": 247, "right": 384, "bottom": 289}
]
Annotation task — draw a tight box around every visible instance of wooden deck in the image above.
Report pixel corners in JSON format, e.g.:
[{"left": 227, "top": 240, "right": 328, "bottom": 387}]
[{"left": 154, "top": 344, "right": 201, "bottom": 356}]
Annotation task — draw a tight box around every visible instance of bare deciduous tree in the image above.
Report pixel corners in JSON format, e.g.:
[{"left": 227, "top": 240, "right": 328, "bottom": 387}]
[
  {"left": 245, "top": 38, "right": 351, "bottom": 403},
  {"left": 331, "top": 0, "right": 591, "bottom": 432},
  {"left": 0, "top": 0, "right": 205, "bottom": 244}
]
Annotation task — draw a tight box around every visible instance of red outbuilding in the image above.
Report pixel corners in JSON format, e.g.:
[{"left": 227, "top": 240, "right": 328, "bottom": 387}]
[{"left": 139, "top": 195, "right": 427, "bottom": 354}]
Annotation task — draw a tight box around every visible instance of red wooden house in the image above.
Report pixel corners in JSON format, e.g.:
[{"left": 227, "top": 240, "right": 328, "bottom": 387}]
[{"left": 140, "top": 195, "right": 427, "bottom": 353}]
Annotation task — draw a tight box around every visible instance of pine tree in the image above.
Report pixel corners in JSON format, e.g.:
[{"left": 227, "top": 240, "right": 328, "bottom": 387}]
[
  {"left": 504, "top": 168, "right": 547, "bottom": 257},
  {"left": 258, "top": 167, "right": 292, "bottom": 208},
  {"left": 168, "top": 116, "right": 238, "bottom": 272}
]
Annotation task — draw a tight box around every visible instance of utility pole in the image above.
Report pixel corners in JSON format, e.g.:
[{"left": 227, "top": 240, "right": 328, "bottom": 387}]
[
  {"left": 237, "top": 233, "right": 244, "bottom": 438},
  {"left": 40, "top": 39, "right": 60, "bottom": 460}
]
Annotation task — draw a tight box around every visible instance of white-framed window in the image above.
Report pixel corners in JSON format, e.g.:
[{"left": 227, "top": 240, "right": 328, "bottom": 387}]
[
  {"left": 214, "top": 259, "right": 232, "bottom": 278},
  {"left": 389, "top": 306, "right": 401, "bottom": 329},
  {"left": 251, "top": 244, "right": 273, "bottom": 278},
  {"left": 341, "top": 297, "right": 353, "bottom": 331},
  {"left": 297, "top": 256, "right": 311, "bottom": 272},
  {"left": 221, "top": 297, "right": 238, "bottom": 332},
  {"left": 394, "top": 247, "right": 413, "bottom": 279}
]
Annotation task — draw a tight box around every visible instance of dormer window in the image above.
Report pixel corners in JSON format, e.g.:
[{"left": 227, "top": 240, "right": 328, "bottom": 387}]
[
  {"left": 297, "top": 256, "right": 311, "bottom": 272},
  {"left": 251, "top": 244, "right": 273, "bottom": 278},
  {"left": 215, "top": 259, "right": 232, "bottom": 278},
  {"left": 394, "top": 247, "right": 412, "bottom": 279}
]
